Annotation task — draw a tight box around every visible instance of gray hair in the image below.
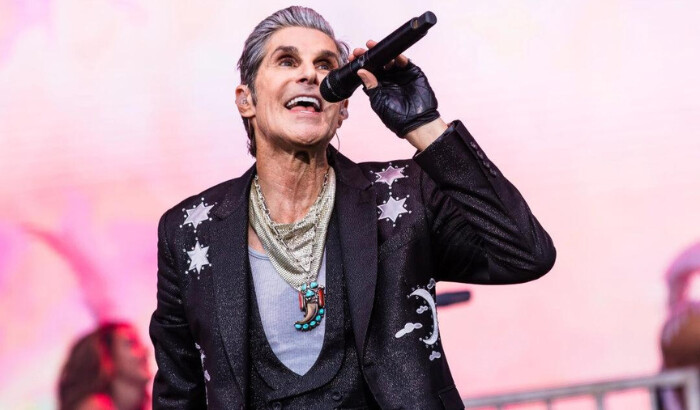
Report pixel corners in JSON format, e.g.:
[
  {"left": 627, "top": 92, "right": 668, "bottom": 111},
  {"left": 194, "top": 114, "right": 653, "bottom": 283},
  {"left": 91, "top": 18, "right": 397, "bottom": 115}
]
[{"left": 237, "top": 6, "right": 350, "bottom": 156}]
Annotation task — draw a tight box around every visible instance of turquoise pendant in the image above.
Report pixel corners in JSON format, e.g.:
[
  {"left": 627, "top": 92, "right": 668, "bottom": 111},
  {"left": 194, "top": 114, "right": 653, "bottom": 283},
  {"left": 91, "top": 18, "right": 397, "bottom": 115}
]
[{"left": 294, "top": 282, "right": 325, "bottom": 331}]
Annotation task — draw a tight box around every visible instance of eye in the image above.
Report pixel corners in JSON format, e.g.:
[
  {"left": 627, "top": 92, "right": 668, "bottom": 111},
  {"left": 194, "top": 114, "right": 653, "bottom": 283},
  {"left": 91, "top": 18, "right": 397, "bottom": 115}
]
[
  {"left": 279, "top": 57, "right": 296, "bottom": 67},
  {"left": 316, "top": 61, "right": 333, "bottom": 71}
]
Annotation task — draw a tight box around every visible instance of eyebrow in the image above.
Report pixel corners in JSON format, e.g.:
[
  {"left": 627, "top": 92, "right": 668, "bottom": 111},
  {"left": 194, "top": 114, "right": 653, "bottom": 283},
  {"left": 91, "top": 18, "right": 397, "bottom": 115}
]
[
  {"left": 317, "top": 50, "right": 340, "bottom": 65},
  {"left": 271, "top": 45, "right": 300, "bottom": 57},
  {"left": 270, "top": 46, "right": 340, "bottom": 65}
]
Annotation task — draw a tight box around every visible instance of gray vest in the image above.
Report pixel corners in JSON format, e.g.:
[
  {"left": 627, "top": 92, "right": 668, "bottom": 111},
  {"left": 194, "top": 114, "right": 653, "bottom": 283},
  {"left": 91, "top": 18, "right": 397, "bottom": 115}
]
[{"left": 247, "top": 213, "right": 379, "bottom": 409}]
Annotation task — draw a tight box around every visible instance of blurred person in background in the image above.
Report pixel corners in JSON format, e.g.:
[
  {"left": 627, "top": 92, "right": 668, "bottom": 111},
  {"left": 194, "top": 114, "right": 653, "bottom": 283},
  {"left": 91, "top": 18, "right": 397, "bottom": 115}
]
[
  {"left": 658, "top": 242, "right": 700, "bottom": 410},
  {"left": 58, "top": 322, "right": 151, "bottom": 410}
]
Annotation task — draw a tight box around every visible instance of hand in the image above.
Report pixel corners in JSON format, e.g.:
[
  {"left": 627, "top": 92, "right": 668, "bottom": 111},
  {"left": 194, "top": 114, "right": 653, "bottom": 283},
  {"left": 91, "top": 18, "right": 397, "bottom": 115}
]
[{"left": 350, "top": 40, "right": 441, "bottom": 138}]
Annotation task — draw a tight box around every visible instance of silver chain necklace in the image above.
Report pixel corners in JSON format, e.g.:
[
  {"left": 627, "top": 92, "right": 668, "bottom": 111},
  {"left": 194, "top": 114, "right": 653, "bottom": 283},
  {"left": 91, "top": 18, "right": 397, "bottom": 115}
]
[
  {"left": 249, "top": 168, "right": 335, "bottom": 331},
  {"left": 252, "top": 171, "right": 328, "bottom": 277}
]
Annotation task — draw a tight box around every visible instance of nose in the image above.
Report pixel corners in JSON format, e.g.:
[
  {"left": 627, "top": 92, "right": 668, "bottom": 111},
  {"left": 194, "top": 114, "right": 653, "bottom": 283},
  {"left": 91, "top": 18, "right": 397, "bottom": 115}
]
[{"left": 298, "top": 61, "right": 318, "bottom": 85}]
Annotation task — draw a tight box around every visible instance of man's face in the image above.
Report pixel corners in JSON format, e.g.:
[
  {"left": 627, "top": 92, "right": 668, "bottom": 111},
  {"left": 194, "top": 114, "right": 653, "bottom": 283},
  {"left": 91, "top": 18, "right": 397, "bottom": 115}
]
[{"left": 245, "top": 27, "right": 346, "bottom": 152}]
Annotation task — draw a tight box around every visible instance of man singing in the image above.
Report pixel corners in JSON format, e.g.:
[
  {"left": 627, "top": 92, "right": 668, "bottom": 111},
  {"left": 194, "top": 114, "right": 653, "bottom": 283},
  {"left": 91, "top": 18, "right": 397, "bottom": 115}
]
[{"left": 150, "top": 6, "right": 555, "bottom": 409}]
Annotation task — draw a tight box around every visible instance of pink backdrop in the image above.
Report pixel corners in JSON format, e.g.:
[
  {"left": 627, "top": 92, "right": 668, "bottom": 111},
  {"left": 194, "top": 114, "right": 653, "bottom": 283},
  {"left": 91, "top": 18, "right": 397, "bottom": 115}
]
[{"left": 1, "top": 1, "right": 699, "bottom": 408}]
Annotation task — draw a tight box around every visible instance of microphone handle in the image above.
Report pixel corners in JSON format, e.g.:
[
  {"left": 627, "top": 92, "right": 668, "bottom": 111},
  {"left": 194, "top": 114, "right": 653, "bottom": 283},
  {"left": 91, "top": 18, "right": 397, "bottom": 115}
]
[
  {"left": 358, "top": 11, "right": 436, "bottom": 73},
  {"left": 321, "top": 11, "right": 437, "bottom": 102}
]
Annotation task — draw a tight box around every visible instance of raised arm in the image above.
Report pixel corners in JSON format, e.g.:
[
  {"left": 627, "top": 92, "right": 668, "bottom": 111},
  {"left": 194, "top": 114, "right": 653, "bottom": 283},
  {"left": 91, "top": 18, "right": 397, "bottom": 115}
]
[
  {"left": 415, "top": 121, "right": 555, "bottom": 284},
  {"left": 351, "top": 41, "right": 555, "bottom": 284}
]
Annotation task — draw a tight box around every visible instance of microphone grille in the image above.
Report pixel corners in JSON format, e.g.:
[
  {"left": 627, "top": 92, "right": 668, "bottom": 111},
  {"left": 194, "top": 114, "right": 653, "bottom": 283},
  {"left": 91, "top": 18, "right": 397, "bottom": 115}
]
[{"left": 320, "top": 74, "right": 344, "bottom": 103}]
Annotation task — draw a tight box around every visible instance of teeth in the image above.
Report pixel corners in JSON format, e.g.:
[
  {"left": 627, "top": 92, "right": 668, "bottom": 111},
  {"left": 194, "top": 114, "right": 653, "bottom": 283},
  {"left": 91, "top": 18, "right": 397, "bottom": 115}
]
[{"left": 285, "top": 96, "right": 321, "bottom": 111}]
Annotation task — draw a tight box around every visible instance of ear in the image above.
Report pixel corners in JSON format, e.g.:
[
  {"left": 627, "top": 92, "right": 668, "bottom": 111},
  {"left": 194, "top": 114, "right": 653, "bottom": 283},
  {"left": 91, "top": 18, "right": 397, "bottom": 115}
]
[
  {"left": 235, "top": 85, "right": 255, "bottom": 118},
  {"left": 337, "top": 99, "right": 349, "bottom": 127}
]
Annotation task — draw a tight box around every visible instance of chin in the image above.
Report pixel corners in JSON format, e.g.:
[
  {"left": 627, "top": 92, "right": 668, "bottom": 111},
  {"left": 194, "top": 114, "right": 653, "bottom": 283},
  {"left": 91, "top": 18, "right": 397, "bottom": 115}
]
[{"left": 288, "top": 128, "right": 334, "bottom": 149}]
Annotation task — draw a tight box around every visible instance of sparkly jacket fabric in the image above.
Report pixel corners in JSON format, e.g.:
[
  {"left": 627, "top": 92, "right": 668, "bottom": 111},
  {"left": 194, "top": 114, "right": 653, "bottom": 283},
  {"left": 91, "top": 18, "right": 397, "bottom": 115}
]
[{"left": 150, "top": 120, "right": 556, "bottom": 409}]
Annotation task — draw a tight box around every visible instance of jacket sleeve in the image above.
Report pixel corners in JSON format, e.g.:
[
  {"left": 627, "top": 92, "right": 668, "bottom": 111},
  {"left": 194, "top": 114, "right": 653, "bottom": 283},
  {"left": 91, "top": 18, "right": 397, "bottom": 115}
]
[
  {"left": 414, "top": 120, "right": 556, "bottom": 284},
  {"left": 149, "top": 212, "right": 207, "bottom": 408}
]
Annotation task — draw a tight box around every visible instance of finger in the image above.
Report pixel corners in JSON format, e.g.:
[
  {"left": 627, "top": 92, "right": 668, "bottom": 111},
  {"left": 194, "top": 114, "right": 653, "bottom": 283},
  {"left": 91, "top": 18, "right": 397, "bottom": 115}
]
[
  {"left": 357, "top": 69, "right": 379, "bottom": 90},
  {"left": 353, "top": 47, "right": 367, "bottom": 57},
  {"left": 348, "top": 47, "right": 367, "bottom": 63},
  {"left": 384, "top": 54, "right": 409, "bottom": 69},
  {"left": 366, "top": 39, "right": 409, "bottom": 69},
  {"left": 395, "top": 53, "right": 409, "bottom": 67}
]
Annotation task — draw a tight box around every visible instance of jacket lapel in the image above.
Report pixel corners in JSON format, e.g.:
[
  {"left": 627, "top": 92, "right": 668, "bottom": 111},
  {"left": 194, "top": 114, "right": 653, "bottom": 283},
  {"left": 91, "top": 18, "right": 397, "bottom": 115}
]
[
  {"left": 205, "top": 151, "right": 379, "bottom": 393},
  {"left": 332, "top": 150, "right": 378, "bottom": 359},
  {"left": 209, "top": 165, "right": 255, "bottom": 398}
]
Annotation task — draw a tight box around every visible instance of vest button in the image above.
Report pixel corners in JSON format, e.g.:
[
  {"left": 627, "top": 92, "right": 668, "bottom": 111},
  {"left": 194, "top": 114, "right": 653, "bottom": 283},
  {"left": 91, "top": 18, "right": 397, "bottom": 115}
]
[
  {"left": 331, "top": 391, "right": 343, "bottom": 401},
  {"left": 271, "top": 402, "right": 282, "bottom": 410}
]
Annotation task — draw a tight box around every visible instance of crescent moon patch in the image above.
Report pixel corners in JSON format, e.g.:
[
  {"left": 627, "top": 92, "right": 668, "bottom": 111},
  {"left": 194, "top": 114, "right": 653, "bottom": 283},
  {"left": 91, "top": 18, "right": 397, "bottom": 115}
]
[{"left": 409, "top": 288, "right": 439, "bottom": 346}]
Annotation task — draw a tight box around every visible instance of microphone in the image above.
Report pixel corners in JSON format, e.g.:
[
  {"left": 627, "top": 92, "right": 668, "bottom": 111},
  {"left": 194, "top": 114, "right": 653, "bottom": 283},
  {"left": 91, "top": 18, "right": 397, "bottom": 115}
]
[
  {"left": 320, "top": 11, "right": 437, "bottom": 103},
  {"left": 435, "top": 290, "right": 472, "bottom": 308}
]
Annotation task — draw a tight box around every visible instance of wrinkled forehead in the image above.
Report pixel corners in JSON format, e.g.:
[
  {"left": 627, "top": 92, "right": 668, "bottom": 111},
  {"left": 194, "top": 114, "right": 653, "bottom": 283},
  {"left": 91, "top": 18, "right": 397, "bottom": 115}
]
[{"left": 263, "top": 26, "right": 341, "bottom": 64}]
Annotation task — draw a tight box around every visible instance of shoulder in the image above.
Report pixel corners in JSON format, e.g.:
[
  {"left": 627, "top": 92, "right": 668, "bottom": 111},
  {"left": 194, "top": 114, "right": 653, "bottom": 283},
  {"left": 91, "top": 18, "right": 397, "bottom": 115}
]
[
  {"left": 75, "top": 393, "right": 115, "bottom": 410},
  {"left": 162, "top": 179, "right": 234, "bottom": 220},
  {"left": 329, "top": 146, "right": 423, "bottom": 190},
  {"left": 356, "top": 158, "right": 422, "bottom": 185},
  {"left": 158, "top": 166, "right": 254, "bottom": 230}
]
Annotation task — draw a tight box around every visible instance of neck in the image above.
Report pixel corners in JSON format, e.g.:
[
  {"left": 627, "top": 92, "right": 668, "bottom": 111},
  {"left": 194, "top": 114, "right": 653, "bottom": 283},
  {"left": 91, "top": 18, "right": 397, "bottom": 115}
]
[
  {"left": 111, "top": 379, "right": 147, "bottom": 410},
  {"left": 254, "top": 143, "right": 330, "bottom": 224}
]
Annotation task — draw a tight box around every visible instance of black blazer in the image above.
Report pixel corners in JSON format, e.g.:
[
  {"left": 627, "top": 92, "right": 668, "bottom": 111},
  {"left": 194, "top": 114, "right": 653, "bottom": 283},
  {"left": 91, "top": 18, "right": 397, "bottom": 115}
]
[{"left": 150, "top": 121, "right": 556, "bottom": 409}]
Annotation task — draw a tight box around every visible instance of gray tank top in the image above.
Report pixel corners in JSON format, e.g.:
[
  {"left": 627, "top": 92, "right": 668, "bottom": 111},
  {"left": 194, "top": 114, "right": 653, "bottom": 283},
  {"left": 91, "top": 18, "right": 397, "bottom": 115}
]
[{"left": 248, "top": 247, "right": 326, "bottom": 375}]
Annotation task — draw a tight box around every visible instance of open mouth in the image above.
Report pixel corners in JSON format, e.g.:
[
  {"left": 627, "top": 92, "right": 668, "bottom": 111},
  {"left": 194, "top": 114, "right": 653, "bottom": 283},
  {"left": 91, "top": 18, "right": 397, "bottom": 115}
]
[{"left": 285, "top": 95, "right": 322, "bottom": 113}]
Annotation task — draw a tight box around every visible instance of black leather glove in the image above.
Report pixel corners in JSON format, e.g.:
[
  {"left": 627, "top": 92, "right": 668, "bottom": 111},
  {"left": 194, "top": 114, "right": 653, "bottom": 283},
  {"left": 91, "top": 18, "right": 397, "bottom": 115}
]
[{"left": 363, "top": 61, "right": 440, "bottom": 138}]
